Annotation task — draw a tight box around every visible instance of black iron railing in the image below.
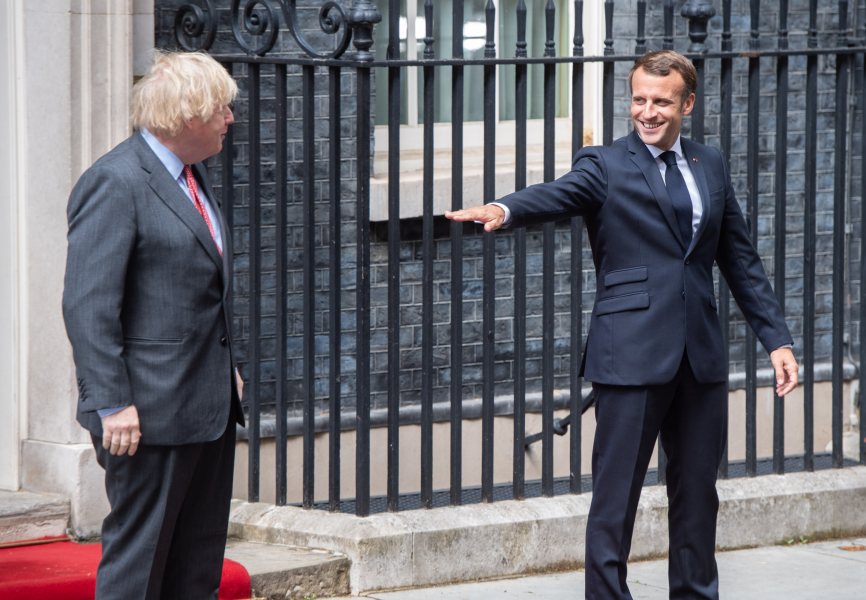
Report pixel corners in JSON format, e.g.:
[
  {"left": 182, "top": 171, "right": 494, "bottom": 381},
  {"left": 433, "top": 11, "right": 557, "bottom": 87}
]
[{"left": 166, "top": 0, "right": 866, "bottom": 516}]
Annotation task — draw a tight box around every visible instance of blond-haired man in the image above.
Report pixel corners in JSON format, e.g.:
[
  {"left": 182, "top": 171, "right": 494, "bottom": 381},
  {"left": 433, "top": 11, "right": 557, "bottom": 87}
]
[{"left": 63, "top": 51, "right": 244, "bottom": 599}]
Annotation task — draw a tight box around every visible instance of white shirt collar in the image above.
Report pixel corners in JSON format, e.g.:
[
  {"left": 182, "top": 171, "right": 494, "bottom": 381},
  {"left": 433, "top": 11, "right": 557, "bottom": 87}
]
[{"left": 645, "top": 136, "right": 684, "bottom": 162}]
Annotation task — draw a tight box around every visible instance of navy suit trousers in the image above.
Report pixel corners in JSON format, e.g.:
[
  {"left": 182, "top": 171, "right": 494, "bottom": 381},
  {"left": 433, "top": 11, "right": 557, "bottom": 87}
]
[{"left": 585, "top": 357, "right": 728, "bottom": 600}]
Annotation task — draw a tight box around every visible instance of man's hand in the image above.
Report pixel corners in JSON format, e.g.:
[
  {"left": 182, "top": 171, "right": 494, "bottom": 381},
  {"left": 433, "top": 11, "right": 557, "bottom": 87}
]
[
  {"left": 101, "top": 405, "right": 141, "bottom": 456},
  {"left": 770, "top": 347, "right": 799, "bottom": 397},
  {"left": 444, "top": 205, "right": 506, "bottom": 232}
]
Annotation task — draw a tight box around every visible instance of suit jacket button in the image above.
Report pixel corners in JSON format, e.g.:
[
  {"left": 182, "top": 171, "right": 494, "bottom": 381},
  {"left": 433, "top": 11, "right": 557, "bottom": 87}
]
[
  {"left": 219, "top": 336, "right": 227, "bottom": 346},
  {"left": 681, "top": 290, "right": 686, "bottom": 299}
]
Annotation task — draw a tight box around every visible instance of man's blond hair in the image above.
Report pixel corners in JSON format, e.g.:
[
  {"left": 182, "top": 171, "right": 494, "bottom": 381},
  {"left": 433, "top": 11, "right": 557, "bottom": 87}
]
[{"left": 132, "top": 51, "right": 238, "bottom": 138}]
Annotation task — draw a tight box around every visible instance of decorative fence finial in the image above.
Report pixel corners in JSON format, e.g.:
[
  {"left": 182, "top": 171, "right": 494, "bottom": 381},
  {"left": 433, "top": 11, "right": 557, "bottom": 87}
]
[
  {"left": 423, "top": 0, "right": 434, "bottom": 59},
  {"left": 485, "top": 0, "right": 496, "bottom": 58},
  {"left": 348, "top": 0, "right": 382, "bottom": 62},
  {"left": 682, "top": 0, "right": 716, "bottom": 54},
  {"left": 544, "top": 0, "right": 556, "bottom": 57},
  {"left": 636, "top": 0, "right": 647, "bottom": 55},
  {"left": 516, "top": 0, "right": 528, "bottom": 58}
]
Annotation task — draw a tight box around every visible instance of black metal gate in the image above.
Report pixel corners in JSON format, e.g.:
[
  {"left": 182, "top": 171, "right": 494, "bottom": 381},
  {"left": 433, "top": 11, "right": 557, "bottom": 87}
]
[{"left": 163, "top": 0, "right": 866, "bottom": 516}]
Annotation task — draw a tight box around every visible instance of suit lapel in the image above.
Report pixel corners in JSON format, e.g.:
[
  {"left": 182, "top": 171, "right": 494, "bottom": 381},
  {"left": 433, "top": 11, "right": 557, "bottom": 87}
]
[
  {"left": 681, "top": 139, "right": 711, "bottom": 257},
  {"left": 134, "top": 134, "right": 225, "bottom": 273},
  {"left": 627, "top": 131, "right": 688, "bottom": 251}
]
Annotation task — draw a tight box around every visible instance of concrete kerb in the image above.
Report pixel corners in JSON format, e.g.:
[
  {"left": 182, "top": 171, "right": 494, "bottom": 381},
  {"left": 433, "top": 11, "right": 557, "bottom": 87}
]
[
  {"left": 229, "top": 494, "right": 593, "bottom": 593},
  {"left": 714, "top": 466, "right": 866, "bottom": 549},
  {"left": 228, "top": 466, "right": 866, "bottom": 595}
]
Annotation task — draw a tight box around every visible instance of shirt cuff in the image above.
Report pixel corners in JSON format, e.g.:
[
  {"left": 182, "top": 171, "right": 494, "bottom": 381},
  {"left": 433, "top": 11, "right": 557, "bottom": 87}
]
[
  {"left": 98, "top": 406, "right": 126, "bottom": 419},
  {"left": 489, "top": 202, "right": 511, "bottom": 226}
]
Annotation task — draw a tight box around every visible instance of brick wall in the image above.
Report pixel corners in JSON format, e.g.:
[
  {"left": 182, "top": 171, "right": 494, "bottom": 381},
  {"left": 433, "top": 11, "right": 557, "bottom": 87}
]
[{"left": 154, "top": 0, "right": 863, "bottom": 419}]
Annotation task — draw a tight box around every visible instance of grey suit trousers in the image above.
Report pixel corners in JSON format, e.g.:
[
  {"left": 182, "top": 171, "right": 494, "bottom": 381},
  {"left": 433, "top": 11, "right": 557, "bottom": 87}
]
[{"left": 92, "top": 414, "right": 236, "bottom": 600}]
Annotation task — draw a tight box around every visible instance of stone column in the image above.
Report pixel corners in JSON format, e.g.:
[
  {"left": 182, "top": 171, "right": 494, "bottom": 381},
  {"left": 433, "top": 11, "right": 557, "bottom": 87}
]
[
  {"left": 16, "top": 0, "right": 148, "bottom": 537},
  {"left": 0, "top": 0, "right": 23, "bottom": 493}
]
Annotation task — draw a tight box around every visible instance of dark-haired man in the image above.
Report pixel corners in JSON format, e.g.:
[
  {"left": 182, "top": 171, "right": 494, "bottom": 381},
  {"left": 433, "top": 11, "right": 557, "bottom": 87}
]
[{"left": 446, "top": 50, "right": 798, "bottom": 600}]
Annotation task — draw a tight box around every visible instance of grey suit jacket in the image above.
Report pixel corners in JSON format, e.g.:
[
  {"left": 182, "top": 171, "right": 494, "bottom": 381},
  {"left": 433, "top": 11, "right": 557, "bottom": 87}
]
[{"left": 63, "top": 131, "right": 244, "bottom": 445}]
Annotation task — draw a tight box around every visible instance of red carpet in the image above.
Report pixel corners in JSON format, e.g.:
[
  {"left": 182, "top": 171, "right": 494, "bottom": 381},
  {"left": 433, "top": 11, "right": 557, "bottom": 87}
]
[{"left": 0, "top": 541, "right": 250, "bottom": 599}]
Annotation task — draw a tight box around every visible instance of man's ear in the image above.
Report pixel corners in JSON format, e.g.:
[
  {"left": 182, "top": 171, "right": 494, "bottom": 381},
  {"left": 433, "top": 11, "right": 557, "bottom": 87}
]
[{"left": 682, "top": 92, "right": 696, "bottom": 116}]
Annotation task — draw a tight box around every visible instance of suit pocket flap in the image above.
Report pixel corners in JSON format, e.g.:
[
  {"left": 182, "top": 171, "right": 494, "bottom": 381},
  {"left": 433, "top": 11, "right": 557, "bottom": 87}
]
[
  {"left": 595, "top": 292, "right": 650, "bottom": 315},
  {"left": 603, "top": 266, "right": 648, "bottom": 287},
  {"left": 124, "top": 335, "right": 185, "bottom": 345}
]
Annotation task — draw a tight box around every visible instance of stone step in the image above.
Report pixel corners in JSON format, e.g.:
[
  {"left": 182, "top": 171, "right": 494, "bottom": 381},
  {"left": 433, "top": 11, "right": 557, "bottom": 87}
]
[
  {"left": 0, "top": 490, "right": 70, "bottom": 545},
  {"left": 225, "top": 539, "right": 350, "bottom": 600}
]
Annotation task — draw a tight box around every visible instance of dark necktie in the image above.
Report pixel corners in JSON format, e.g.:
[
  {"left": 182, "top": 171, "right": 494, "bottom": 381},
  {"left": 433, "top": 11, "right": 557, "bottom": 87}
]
[
  {"left": 184, "top": 165, "right": 222, "bottom": 255},
  {"left": 660, "top": 150, "right": 693, "bottom": 246}
]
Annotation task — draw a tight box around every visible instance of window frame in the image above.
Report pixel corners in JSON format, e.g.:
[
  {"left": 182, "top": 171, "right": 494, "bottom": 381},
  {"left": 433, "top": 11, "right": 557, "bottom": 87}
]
[{"left": 370, "top": 1, "right": 605, "bottom": 221}]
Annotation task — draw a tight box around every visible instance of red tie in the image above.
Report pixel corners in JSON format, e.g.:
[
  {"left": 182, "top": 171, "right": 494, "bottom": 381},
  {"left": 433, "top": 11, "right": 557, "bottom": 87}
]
[{"left": 183, "top": 165, "right": 222, "bottom": 255}]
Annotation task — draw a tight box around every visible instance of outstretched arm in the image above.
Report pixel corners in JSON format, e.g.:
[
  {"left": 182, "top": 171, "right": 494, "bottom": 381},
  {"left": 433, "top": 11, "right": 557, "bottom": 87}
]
[
  {"left": 447, "top": 148, "right": 607, "bottom": 230},
  {"left": 444, "top": 204, "right": 506, "bottom": 232}
]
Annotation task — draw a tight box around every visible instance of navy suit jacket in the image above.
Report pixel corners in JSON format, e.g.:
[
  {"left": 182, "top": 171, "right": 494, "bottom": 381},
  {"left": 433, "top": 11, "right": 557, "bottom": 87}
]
[
  {"left": 63, "top": 132, "right": 244, "bottom": 444},
  {"left": 498, "top": 130, "right": 793, "bottom": 386}
]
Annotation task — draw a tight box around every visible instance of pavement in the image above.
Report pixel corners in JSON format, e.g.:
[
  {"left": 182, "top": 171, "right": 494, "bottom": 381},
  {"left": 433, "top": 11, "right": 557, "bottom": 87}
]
[
  {"left": 319, "top": 536, "right": 866, "bottom": 599},
  {"left": 4, "top": 489, "right": 865, "bottom": 598}
]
